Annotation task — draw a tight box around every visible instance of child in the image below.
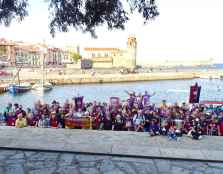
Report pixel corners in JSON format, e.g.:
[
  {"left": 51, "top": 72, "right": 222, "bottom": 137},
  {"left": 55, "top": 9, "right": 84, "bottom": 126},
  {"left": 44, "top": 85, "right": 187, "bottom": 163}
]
[
  {"left": 149, "top": 120, "right": 160, "bottom": 136},
  {"left": 168, "top": 126, "right": 178, "bottom": 141}
]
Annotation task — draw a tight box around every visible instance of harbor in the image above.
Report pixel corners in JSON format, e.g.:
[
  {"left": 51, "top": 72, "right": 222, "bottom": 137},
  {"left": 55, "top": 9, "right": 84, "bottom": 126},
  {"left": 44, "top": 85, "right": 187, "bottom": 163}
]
[{"left": 1, "top": 0, "right": 223, "bottom": 173}]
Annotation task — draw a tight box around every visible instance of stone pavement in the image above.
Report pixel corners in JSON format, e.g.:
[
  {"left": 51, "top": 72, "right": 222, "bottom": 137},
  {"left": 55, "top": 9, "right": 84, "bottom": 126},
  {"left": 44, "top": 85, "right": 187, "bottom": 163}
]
[
  {"left": 0, "top": 149, "right": 223, "bottom": 174},
  {"left": 0, "top": 127, "right": 223, "bottom": 162}
]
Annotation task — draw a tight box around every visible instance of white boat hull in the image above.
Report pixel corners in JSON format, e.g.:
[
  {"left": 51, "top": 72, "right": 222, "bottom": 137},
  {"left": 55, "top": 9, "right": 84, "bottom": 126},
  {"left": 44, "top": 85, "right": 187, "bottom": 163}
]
[{"left": 32, "top": 82, "right": 53, "bottom": 92}]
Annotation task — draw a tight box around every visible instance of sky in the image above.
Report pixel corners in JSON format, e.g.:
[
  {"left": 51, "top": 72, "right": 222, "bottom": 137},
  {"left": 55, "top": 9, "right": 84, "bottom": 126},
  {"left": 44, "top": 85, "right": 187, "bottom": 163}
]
[{"left": 0, "top": 0, "right": 223, "bottom": 64}]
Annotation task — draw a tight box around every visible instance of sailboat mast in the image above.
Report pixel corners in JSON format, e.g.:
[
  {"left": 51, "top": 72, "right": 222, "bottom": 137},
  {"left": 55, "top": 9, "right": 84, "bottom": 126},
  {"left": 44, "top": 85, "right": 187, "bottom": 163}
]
[
  {"left": 18, "top": 70, "right": 20, "bottom": 85},
  {"left": 17, "top": 65, "right": 22, "bottom": 85},
  {"left": 41, "top": 51, "right": 45, "bottom": 87}
]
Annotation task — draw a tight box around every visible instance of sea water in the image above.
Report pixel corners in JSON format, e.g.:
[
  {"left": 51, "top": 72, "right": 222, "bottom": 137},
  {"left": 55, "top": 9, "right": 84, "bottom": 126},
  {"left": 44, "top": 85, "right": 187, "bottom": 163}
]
[{"left": 0, "top": 78, "right": 223, "bottom": 110}]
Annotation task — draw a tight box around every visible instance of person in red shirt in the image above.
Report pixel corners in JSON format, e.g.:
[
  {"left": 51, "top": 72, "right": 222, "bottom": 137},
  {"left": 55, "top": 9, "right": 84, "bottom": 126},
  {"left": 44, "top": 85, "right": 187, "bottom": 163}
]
[
  {"left": 218, "top": 116, "right": 223, "bottom": 136},
  {"left": 6, "top": 112, "right": 16, "bottom": 126},
  {"left": 50, "top": 111, "right": 58, "bottom": 128}
]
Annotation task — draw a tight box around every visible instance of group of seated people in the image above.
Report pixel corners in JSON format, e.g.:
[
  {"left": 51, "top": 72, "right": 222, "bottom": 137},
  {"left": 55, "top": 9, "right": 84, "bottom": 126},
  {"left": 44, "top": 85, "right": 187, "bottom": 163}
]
[{"left": 1, "top": 91, "right": 223, "bottom": 140}]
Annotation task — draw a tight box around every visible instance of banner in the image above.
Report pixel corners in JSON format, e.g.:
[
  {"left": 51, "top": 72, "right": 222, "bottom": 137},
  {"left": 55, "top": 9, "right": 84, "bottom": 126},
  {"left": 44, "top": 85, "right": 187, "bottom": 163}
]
[
  {"left": 74, "top": 96, "right": 84, "bottom": 111},
  {"left": 189, "top": 83, "right": 201, "bottom": 103}
]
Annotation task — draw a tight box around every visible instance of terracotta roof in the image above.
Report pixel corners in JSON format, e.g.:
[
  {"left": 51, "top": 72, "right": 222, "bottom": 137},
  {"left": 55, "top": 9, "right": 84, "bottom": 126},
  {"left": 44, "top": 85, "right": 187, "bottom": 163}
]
[
  {"left": 84, "top": 48, "right": 120, "bottom": 52},
  {"left": 0, "top": 38, "right": 7, "bottom": 43},
  {"left": 15, "top": 45, "right": 40, "bottom": 52},
  {"left": 0, "top": 38, "right": 14, "bottom": 46}
]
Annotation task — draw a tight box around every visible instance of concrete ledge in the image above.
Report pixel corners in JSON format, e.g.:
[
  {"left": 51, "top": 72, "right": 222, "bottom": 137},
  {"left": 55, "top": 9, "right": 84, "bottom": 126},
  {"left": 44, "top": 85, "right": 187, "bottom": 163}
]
[
  {"left": 0, "top": 127, "right": 223, "bottom": 162},
  {"left": 1, "top": 72, "right": 196, "bottom": 85}
]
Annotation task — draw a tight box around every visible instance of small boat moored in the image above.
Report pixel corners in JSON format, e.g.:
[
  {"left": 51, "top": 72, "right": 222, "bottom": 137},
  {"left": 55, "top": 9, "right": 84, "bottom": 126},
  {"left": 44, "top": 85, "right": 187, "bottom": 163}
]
[
  {"left": 32, "top": 45, "right": 53, "bottom": 93},
  {"left": 32, "top": 81, "right": 53, "bottom": 92},
  {"left": 8, "top": 83, "right": 31, "bottom": 94}
]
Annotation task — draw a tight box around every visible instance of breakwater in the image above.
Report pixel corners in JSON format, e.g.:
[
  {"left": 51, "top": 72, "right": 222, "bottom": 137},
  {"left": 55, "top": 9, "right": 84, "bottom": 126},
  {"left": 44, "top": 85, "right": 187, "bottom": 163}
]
[
  {"left": 1, "top": 72, "right": 198, "bottom": 85},
  {"left": 49, "top": 72, "right": 196, "bottom": 85},
  {"left": 2, "top": 68, "right": 223, "bottom": 85}
]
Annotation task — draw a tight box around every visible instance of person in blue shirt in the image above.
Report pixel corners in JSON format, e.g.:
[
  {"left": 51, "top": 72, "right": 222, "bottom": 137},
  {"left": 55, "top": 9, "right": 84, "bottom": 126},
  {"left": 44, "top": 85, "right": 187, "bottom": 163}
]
[
  {"left": 168, "top": 126, "right": 178, "bottom": 141},
  {"left": 149, "top": 119, "right": 160, "bottom": 136}
]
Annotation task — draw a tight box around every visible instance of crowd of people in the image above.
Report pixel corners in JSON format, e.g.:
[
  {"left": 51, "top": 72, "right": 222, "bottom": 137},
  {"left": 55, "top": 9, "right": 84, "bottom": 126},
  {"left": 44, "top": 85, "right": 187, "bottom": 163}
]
[{"left": 1, "top": 90, "right": 223, "bottom": 140}]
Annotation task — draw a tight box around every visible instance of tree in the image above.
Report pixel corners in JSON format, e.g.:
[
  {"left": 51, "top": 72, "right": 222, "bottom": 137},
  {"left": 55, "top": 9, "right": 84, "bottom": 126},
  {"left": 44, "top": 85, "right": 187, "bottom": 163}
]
[
  {"left": 70, "top": 51, "right": 81, "bottom": 62},
  {"left": 0, "top": 0, "right": 28, "bottom": 26},
  {"left": 0, "top": 0, "right": 159, "bottom": 37}
]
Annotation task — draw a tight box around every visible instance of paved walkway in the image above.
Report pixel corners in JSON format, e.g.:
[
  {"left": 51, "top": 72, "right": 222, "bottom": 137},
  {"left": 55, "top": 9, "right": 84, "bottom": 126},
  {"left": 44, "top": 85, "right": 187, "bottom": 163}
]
[
  {"left": 0, "top": 127, "right": 223, "bottom": 162},
  {"left": 0, "top": 149, "right": 223, "bottom": 174}
]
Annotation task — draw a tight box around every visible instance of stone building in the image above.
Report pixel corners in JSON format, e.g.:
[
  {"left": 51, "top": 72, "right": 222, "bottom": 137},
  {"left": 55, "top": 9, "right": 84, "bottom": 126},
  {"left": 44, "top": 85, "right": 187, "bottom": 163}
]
[
  {"left": 14, "top": 42, "right": 41, "bottom": 66},
  {"left": 83, "top": 36, "right": 137, "bottom": 69},
  {"left": 0, "top": 39, "right": 42, "bottom": 66},
  {"left": 0, "top": 38, "right": 76, "bottom": 66},
  {"left": 0, "top": 38, "right": 15, "bottom": 64}
]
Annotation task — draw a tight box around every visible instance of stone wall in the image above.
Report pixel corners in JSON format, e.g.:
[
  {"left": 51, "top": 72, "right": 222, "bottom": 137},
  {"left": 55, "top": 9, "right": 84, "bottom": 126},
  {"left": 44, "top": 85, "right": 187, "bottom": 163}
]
[
  {"left": 92, "top": 61, "right": 113, "bottom": 69},
  {"left": 8, "top": 72, "right": 196, "bottom": 85},
  {"left": 3, "top": 68, "right": 223, "bottom": 86}
]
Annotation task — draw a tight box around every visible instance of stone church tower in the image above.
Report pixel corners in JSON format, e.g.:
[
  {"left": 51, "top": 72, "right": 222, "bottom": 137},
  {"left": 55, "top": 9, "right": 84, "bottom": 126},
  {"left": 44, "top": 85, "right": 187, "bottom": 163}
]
[
  {"left": 126, "top": 36, "right": 137, "bottom": 68},
  {"left": 91, "top": 35, "right": 137, "bottom": 68}
]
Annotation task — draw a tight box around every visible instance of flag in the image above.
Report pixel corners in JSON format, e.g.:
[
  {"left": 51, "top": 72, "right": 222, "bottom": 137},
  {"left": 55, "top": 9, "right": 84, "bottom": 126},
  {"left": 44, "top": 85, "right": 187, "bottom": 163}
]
[
  {"left": 189, "top": 83, "right": 201, "bottom": 103},
  {"left": 74, "top": 96, "right": 84, "bottom": 111}
]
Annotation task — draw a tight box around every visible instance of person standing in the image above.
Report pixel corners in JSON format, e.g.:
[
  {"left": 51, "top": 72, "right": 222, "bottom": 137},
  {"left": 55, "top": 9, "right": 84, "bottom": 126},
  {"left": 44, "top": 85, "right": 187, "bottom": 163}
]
[{"left": 142, "top": 91, "right": 155, "bottom": 106}]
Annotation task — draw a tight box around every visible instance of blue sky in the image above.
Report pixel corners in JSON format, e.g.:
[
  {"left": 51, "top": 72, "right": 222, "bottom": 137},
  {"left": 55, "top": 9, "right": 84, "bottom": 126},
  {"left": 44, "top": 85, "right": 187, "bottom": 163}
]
[{"left": 1, "top": 0, "right": 223, "bottom": 64}]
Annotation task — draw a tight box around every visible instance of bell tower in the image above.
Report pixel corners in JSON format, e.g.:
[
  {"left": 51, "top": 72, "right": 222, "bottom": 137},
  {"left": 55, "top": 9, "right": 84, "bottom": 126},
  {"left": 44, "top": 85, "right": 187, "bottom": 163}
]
[{"left": 127, "top": 35, "right": 137, "bottom": 68}]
